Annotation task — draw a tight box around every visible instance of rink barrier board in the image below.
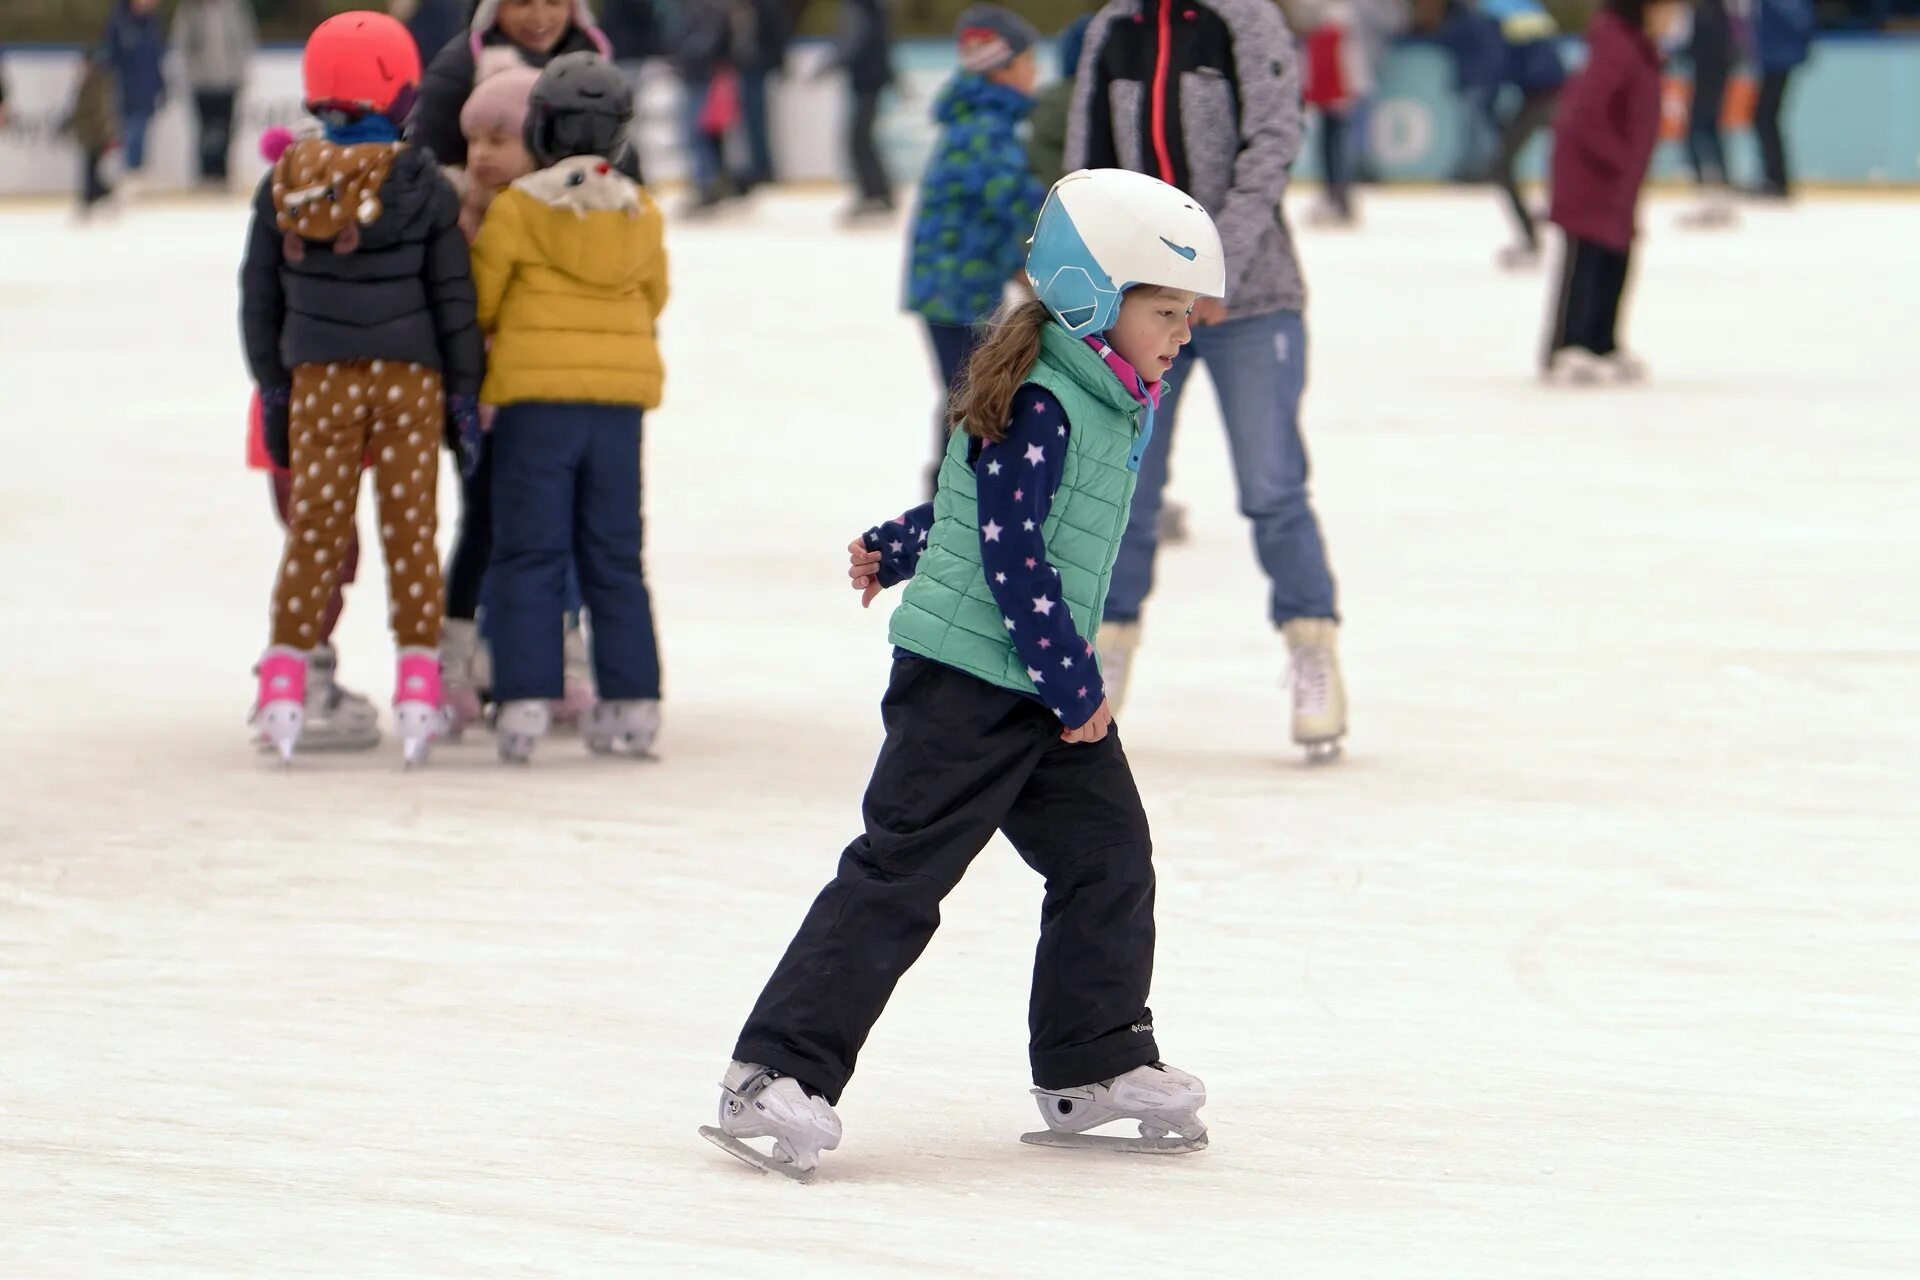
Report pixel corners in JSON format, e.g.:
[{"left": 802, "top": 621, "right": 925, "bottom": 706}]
[{"left": 1, "top": 34, "right": 1916, "bottom": 196}]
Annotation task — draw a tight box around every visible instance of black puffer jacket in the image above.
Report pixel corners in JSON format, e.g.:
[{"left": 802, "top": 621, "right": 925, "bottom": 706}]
[{"left": 239, "top": 140, "right": 484, "bottom": 399}]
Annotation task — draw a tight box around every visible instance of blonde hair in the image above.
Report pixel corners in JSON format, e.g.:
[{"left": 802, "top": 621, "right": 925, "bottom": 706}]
[{"left": 951, "top": 300, "right": 1052, "bottom": 444}]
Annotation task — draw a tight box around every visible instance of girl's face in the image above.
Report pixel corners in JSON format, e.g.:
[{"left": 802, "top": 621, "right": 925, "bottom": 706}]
[
  {"left": 496, "top": 0, "right": 573, "bottom": 55},
  {"left": 468, "top": 126, "right": 534, "bottom": 190},
  {"left": 1107, "top": 287, "right": 1198, "bottom": 382}
]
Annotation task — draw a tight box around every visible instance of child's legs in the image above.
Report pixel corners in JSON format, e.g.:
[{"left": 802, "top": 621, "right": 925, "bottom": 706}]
[
  {"left": 364, "top": 363, "right": 446, "bottom": 649},
  {"left": 444, "top": 438, "right": 492, "bottom": 622},
  {"left": 270, "top": 469, "right": 356, "bottom": 643},
  {"left": 270, "top": 367, "right": 372, "bottom": 650},
  {"left": 681, "top": 77, "right": 720, "bottom": 191},
  {"left": 1195, "top": 310, "right": 1338, "bottom": 626},
  {"left": 489, "top": 404, "right": 582, "bottom": 701},
  {"left": 1318, "top": 109, "right": 1350, "bottom": 213},
  {"left": 923, "top": 319, "right": 981, "bottom": 495},
  {"left": 1000, "top": 727, "right": 1159, "bottom": 1090},
  {"left": 80, "top": 150, "right": 112, "bottom": 206},
  {"left": 733, "top": 657, "right": 1051, "bottom": 1104},
  {"left": 573, "top": 406, "right": 659, "bottom": 700},
  {"left": 1594, "top": 242, "right": 1633, "bottom": 353},
  {"left": 121, "top": 111, "right": 152, "bottom": 171}
]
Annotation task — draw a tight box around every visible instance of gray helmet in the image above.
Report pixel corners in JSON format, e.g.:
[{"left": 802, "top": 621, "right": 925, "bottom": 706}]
[{"left": 523, "top": 52, "right": 634, "bottom": 168}]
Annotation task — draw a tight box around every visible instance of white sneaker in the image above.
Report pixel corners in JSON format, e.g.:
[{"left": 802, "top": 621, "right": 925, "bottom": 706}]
[
  {"left": 1282, "top": 617, "right": 1347, "bottom": 763},
  {"left": 1095, "top": 620, "right": 1143, "bottom": 713},
  {"left": 702, "top": 1061, "right": 843, "bottom": 1180},
  {"left": 1026, "top": 1061, "right": 1208, "bottom": 1151},
  {"left": 495, "top": 698, "right": 550, "bottom": 763},
  {"left": 585, "top": 698, "right": 659, "bottom": 757}
]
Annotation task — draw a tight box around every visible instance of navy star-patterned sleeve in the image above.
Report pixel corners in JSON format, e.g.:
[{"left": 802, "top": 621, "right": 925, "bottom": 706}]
[
  {"left": 974, "top": 386, "right": 1104, "bottom": 730},
  {"left": 861, "top": 501, "right": 936, "bottom": 588}
]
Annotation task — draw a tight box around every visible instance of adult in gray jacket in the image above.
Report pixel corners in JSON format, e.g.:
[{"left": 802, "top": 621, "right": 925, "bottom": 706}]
[
  {"left": 1066, "top": 0, "right": 1348, "bottom": 763},
  {"left": 172, "top": 0, "right": 256, "bottom": 186}
]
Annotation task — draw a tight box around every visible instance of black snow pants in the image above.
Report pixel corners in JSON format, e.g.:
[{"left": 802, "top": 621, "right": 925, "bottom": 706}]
[{"left": 734, "top": 655, "right": 1160, "bottom": 1105}]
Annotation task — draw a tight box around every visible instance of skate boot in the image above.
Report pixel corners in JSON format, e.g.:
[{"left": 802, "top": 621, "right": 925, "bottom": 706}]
[
  {"left": 585, "top": 698, "right": 660, "bottom": 757},
  {"left": 495, "top": 698, "right": 550, "bottom": 764},
  {"left": 551, "top": 613, "right": 596, "bottom": 729},
  {"left": 1283, "top": 617, "right": 1347, "bottom": 765},
  {"left": 439, "top": 619, "right": 484, "bottom": 741},
  {"left": 1544, "top": 347, "right": 1609, "bottom": 387},
  {"left": 298, "top": 644, "right": 381, "bottom": 752},
  {"left": 392, "top": 647, "right": 444, "bottom": 768},
  {"left": 699, "top": 1061, "right": 843, "bottom": 1183},
  {"left": 1023, "top": 1061, "right": 1208, "bottom": 1154},
  {"left": 1603, "top": 349, "right": 1650, "bottom": 385},
  {"left": 250, "top": 646, "right": 307, "bottom": 763},
  {"left": 1095, "top": 620, "right": 1143, "bottom": 713}
]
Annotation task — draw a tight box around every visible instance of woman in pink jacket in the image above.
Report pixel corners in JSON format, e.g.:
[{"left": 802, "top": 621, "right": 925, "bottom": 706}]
[{"left": 1543, "top": 0, "right": 1676, "bottom": 385}]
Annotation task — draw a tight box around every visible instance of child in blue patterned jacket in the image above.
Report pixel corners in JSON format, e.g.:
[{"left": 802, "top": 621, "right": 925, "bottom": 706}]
[{"left": 903, "top": 4, "right": 1048, "bottom": 494}]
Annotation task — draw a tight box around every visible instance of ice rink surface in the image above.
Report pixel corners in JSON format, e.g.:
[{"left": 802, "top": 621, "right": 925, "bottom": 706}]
[{"left": 1, "top": 189, "right": 1915, "bottom": 1278}]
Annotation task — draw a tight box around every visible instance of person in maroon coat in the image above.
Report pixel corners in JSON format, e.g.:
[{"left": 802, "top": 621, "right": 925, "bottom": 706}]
[{"left": 1543, "top": 0, "right": 1678, "bottom": 384}]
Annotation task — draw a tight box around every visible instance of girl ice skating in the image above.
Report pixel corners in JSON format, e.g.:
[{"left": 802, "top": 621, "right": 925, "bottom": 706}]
[
  {"left": 703, "top": 168, "right": 1222, "bottom": 1182},
  {"left": 242, "top": 11, "right": 485, "bottom": 764}
]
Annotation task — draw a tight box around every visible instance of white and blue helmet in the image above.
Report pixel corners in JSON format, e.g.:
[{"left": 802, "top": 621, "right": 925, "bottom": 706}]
[{"left": 1025, "top": 168, "right": 1226, "bottom": 339}]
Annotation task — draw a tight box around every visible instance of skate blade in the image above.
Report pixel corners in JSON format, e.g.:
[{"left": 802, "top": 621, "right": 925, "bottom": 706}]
[
  {"left": 1301, "top": 740, "right": 1343, "bottom": 766},
  {"left": 1021, "top": 1129, "right": 1208, "bottom": 1155},
  {"left": 698, "top": 1126, "right": 817, "bottom": 1184}
]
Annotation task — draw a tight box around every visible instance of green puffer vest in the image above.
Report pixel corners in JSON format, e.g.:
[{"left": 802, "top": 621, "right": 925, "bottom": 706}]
[{"left": 888, "top": 324, "right": 1149, "bottom": 702}]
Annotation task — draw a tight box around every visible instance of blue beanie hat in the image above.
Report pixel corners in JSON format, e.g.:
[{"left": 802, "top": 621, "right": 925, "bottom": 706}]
[{"left": 956, "top": 4, "right": 1041, "bottom": 73}]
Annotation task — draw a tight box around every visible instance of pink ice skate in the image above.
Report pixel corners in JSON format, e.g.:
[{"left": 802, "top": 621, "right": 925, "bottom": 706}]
[
  {"left": 393, "top": 647, "right": 445, "bottom": 768},
  {"left": 251, "top": 646, "right": 307, "bottom": 764}
]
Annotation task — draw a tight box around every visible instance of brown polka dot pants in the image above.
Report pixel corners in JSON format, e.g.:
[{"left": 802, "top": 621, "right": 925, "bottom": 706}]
[{"left": 270, "top": 360, "right": 445, "bottom": 651}]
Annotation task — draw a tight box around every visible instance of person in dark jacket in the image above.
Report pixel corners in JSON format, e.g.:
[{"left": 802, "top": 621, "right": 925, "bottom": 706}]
[
  {"left": 736, "top": 0, "right": 795, "bottom": 191},
  {"left": 398, "top": 0, "right": 468, "bottom": 66},
  {"left": 173, "top": 0, "right": 257, "bottom": 186},
  {"left": 1487, "top": 0, "right": 1567, "bottom": 266},
  {"left": 1066, "top": 0, "right": 1350, "bottom": 763},
  {"left": 1026, "top": 14, "right": 1089, "bottom": 188},
  {"left": 104, "top": 0, "right": 166, "bottom": 184},
  {"left": 242, "top": 12, "right": 485, "bottom": 764},
  {"left": 671, "top": 0, "right": 738, "bottom": 211},
  {"left": 1543, "top": 0, "right": 1673, "bottom": 384},
  {"left": 1752, "top": 0, "right": 1814, "bottom": 198},
  {"left": 408, "top": 0, "right": 617, "bottom": 171},
  {"left": 64, "top": 47, "right": 121, "bottom": 217},
  {"left": 1678, "top": 0, "right": 1738, "bottom": 225},
  {"left": 821, "top": 0, "right": 896, "bottom": 219}
]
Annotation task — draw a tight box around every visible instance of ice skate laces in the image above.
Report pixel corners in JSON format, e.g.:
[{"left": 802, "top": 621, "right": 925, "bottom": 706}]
[{"left": 1288, "top": 643, "right": 1333, "bottom": 715}]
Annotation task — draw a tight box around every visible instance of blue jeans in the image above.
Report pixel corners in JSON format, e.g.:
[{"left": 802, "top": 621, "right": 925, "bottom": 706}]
[
  {"left": 489, "top": 404, "right": 660, "bottom": 702},
  {"left": 1103, "top": 309, "right": 1338, "bottom": 628},
  {"left": 738, "top": 68, "right": 774, "bottom": 185},
  {"left": 121, "top": 111, "right": 152, "bottom": 171}
]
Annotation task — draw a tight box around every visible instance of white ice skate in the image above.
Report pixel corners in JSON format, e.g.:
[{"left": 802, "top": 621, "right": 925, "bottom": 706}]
[
  {"left": 299, "top": 644, "right": 381, "bottom": 751},
  {"left": 584, "top": 698, "right": 660, "bottom": 758},
  {"left": 250, "top": 646, "right": 307, "bottom": 764},
  {"left": 393, "top": 647, "right": 444, "bottom": 768},
  {"left": 1495, "top": 242, "right": 1541, "bottom": 271},
  {"left": 439, "top": 619, "right": 485, "bottom": 742},
  {"left": 1095, "top": 620, "right": 1143, "bottom": 713},
  {"left": 1603, "top": 349, "right": 1650, "bottom": 385},
  {"left": 1544, "top": 347, "right": 1610, "bottom": 387},
  {"left": 494, "top": 699, "right": 550, "bottom": 764},
  {"left": 1022, "top": 1062, "right": 1209, "bottom": 1155},
  {"left": 699, "top": 1061, "right": 843, "bottom": 1184},
  {"left": 1283, "top": 617, "right": 1347, "bottom": 765}
]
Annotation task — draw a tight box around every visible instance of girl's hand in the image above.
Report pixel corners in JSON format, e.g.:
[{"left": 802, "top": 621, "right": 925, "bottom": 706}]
[
  {"left": 848, "top": 538, "right": 885, "bottom": 608},
  {"left": 1060, "top": 699, "right": 1113, "bottom": 744}
]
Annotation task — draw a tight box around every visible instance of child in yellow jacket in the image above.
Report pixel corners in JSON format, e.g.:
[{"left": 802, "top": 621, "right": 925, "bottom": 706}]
[{"left": 470, "top": 53, "right": 669, "bottom": 764}]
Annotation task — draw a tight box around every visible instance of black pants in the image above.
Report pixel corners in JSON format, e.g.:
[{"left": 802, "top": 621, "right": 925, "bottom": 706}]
[
  {"left": 1754, "top": 69, "right": 1794, "bottom": 196},
  {"left": 923, "top": 319, "right": 983, "bottom": 497},
  {"left": 193, "top": 89, "right": 237, "bottom": 184},
  {"left": 848, "top": 88, "right": 890, "bottom": 203},
  {"left": 445, "top": 435, "right": 493, "bottom": 622},
  {"left": 1495, "top": 90, "right": 1557, "bottom": 251},
  {"left": 735, "top": 656, "right": 1160, "bottom": 1104},
  {"left": 1317, "top": 109, "right": 1352, "bottom": 219},
  {"left": 79, "top": 149, "right": 113, "bottom": 208},
  {"left": 1687, "top": 63, "right": 1731, "bottom": 186},
  {"left": 1547, "top": 232, "right": 1632, "bottom": 362}
]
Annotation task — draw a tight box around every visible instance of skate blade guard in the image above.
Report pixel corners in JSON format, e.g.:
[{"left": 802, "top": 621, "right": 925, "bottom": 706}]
[{"left": 698, "top": 1126, "right": 818, "bottom": 1184}]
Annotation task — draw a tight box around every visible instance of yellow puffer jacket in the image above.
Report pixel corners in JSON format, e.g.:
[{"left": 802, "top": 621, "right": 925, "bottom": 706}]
[{"left": 471, "top": 157, "right": 669, "bottom": 408}]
